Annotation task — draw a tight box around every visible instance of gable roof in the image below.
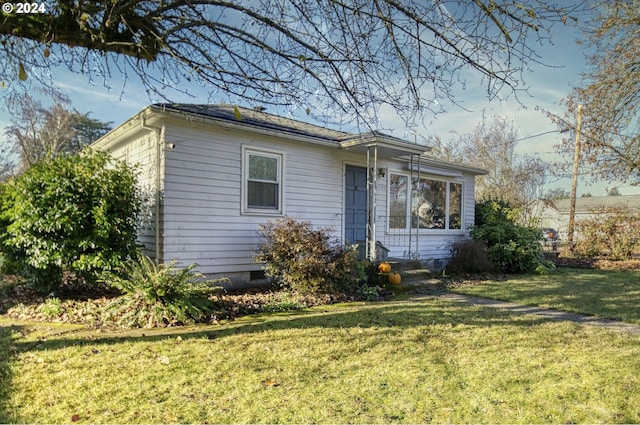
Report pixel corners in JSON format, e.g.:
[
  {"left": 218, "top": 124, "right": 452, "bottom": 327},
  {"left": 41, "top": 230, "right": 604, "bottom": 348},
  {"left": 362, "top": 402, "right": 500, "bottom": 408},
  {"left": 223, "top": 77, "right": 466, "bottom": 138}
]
[
  {"left": 550, "top": 195, "right": 640, "bottom": 213},
  {"left": 153, "top": 103, "right": 349, "bottom": 142},
  {"left": 93, "top": 103, "right": 486, "bottom": 175}
]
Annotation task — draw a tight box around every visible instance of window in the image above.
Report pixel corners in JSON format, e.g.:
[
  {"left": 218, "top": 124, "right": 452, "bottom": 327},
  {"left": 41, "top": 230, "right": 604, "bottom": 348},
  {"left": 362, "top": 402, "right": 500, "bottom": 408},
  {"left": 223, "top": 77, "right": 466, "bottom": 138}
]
[
  {"left": 243, "top": 147, "right": 283, "bottom": 214},
  {"left": 448, "top": 182, "right": 462, "bottom": 230},
  {"left": 412, "top": 178, "right": 447, "bottom": 229},
  {"left": 388, "top": 173, "right": 463, "bottom": 231}
]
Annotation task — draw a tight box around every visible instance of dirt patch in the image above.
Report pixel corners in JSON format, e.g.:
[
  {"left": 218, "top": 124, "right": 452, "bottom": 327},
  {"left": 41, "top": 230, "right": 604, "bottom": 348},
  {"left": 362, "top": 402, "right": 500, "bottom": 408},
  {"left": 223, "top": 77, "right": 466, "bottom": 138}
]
[{"left": 550, "top": 257, "right": 597, "bottom": 268}]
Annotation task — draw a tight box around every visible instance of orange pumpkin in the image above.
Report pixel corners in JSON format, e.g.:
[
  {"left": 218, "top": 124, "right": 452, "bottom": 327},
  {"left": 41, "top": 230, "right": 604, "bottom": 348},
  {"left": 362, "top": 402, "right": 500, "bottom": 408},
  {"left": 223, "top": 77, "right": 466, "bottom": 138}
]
[
  {"left": 377, "top": 262, "right": 392, "bottom": 273},
  {"left": 388, "top": 271, "right": 401, "bottom": 285}
]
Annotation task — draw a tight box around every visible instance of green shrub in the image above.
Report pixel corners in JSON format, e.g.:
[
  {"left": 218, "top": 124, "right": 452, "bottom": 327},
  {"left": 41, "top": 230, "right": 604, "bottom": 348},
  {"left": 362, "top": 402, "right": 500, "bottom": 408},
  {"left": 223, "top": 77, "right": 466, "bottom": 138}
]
[
  {"left": 260, "top": 293, "right": 306, "bottom": 313},
  {"left": 573, "top": 210, "right": 640, "bottom": 260},
  {"left": 471, "top": 200, "right": 549, "bottom": 274},
  {"left": 0, "top": 150, "right": 141, "bottom": 293},
  {"left": 254, "top": 217, "right": 363, "bottom": 295},
  {"left": 362, "top": 261, "right": 386, "bottom": 287},
  {"left": 101, "top": 255, "right": 224, "bottom": 329},
  {"left": 38, "top": 297, "right": 63, "bottom": 319},
  {"left": 446, "top": 239, "right": 494, "bottom": 274}
]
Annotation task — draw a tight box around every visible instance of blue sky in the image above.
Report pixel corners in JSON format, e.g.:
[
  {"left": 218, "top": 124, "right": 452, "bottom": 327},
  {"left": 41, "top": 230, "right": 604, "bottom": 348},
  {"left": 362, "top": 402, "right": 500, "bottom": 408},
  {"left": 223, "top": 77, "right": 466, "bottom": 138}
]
[{"left": 0, "top": 5, "right": 634, "bottom": 196}]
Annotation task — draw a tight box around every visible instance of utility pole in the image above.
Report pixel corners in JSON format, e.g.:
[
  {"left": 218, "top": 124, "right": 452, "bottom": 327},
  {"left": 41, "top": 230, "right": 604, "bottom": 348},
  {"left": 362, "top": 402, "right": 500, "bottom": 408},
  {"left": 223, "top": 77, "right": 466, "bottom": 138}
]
[{"left": 567, "top": 105, "right": 583, "bottom": 252}]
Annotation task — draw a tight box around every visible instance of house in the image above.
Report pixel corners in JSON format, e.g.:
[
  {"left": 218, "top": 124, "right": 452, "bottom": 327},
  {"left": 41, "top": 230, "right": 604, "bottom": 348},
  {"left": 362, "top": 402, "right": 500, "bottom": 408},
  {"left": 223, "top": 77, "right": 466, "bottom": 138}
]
[
  {"left": 92, "top": 104, "right": 486, "bottom": 286},
  {"left": 536, "top": 195, "right": 640, "bottom": 239}
]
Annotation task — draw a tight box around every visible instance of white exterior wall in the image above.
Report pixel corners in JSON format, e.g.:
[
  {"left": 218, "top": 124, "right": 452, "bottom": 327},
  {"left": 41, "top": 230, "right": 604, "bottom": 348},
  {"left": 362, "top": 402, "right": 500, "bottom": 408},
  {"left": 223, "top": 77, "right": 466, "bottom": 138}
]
[
  {"left": 160, "top": 120, "right": 366, "bottom": 281},
  {"left": 161, "top": 121, "right": 477, "bottom": 280},
  {"left": 94, "top": 128, "right": 161, "bottom": 258}
]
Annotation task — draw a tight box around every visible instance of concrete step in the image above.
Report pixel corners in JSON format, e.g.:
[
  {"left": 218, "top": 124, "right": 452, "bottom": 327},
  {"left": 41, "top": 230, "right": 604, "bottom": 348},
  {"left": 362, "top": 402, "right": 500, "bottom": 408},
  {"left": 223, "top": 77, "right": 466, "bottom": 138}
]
[
  {"left": 378, "top": 268, "right": 438, "bottom": 286},
  {"left": 399, "top": 269, "right": 440, "bottom": 285},
  {"left": 388, "top": 260, "right": 422, "bottom": 272}
]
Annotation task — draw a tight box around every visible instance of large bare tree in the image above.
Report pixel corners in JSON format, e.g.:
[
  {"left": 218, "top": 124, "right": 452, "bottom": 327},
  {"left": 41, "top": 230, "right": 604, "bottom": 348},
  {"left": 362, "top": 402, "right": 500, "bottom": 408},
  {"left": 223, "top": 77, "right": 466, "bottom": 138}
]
[
  {"left": 1, "top": 0, "right": 585, "bottom": 126},
  {"left": 558, "top": 0, "right": 640, "bottom": 184},
  {"left": 428, "top": 116, "right": 548, "bottom": 206},
  {"left": 4, "top": 95, "right": 112, "bottom": 171}
]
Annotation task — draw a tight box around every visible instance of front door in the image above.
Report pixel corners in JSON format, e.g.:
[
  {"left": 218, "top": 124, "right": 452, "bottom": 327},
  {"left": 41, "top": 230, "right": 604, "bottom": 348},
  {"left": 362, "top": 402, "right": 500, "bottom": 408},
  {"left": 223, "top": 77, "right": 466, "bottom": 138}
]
[{"left": 344, "top": 165, "right": 368, "bottom": 257}]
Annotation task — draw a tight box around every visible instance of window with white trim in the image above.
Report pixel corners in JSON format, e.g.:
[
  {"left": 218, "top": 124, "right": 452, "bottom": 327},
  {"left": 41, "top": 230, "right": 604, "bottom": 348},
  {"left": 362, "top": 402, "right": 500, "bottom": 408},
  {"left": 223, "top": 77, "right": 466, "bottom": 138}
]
[
  {"left": 243, "top": 147, "right": 283, "bottom": 214},
  {"left": 389, "top": 173, "right": 463, "bottom": 230}
]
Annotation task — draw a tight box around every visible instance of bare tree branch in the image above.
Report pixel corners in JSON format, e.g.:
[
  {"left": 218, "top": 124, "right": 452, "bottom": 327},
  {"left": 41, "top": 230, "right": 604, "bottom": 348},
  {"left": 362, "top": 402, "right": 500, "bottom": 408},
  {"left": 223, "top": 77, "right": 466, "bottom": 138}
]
[
  {"left": 1, "top": 0, "right": 586, "bottom": 126},
  {"left": 557, "top": 0, "right": 640, "bottom": 184}
]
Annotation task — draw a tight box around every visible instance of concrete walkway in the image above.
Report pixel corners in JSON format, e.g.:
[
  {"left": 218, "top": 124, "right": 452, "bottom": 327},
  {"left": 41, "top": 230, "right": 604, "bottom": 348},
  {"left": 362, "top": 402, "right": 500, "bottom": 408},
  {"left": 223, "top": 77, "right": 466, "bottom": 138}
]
[{"left": 409, "top": 291, "right": 640, "bottom": 336}]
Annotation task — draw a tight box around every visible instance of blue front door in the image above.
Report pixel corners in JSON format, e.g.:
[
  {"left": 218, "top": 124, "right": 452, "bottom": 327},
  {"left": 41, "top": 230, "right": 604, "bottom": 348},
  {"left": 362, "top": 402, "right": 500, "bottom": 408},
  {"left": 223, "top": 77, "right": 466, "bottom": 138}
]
[{"left": 344, "top": 166, "right": 368, "bottom": 254}]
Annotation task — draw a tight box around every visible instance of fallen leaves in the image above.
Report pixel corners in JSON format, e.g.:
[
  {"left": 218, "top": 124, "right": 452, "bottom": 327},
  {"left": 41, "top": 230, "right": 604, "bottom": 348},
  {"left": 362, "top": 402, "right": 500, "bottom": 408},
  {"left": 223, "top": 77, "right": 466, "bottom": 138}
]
[
  {"left": 18, "top": 63, "right": 27, "bottom": 81},
  {"left": 261, "top": 378, "right": 281, "bottom": 387}
]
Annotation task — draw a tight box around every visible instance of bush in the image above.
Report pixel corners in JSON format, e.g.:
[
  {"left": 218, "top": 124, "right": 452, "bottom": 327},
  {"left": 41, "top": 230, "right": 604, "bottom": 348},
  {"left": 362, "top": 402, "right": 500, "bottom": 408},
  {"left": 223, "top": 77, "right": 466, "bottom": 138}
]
[
  {"left": 254, "top": 217, "right": 363, "bottom": 295},
  {"left": 472, "top": 200, "right": 550, "bottom": 274},
  {"left": 446, "top": 239, "right": 494, "bottom": 274},
  {"left": 574, "top": 209, "right": 640, "bottom": 260},
  {"left": 0, "top": 150, "right": 141, "bottom": 293},
  {"left": 101, "top": 255, "right": 224, "bottom": 329},
  {"left": 38, "top": 297, "right": 63, "bottom": 319}
]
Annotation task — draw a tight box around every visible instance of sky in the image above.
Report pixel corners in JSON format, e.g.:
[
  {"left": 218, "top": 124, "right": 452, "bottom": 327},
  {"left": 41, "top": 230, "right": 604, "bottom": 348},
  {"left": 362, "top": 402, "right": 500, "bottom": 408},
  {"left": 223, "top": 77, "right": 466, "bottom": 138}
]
[{"left": 0, "top": 3, "right": 635, "bottom": 197}]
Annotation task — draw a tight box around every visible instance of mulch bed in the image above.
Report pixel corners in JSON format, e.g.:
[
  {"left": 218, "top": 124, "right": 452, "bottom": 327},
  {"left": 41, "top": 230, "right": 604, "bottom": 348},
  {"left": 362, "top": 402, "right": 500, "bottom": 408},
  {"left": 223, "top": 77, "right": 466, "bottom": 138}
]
[
  {"left": 3, "top": 257, "right": 639, "bottom": 327},
  {"left": 0, "top": 277, "right": 361, "bottom": 327}
]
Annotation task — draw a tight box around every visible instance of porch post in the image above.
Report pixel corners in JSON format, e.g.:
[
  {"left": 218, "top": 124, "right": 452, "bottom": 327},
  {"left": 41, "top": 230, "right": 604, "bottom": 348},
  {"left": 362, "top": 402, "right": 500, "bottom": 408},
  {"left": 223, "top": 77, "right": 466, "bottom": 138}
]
[
  {"left": 366, "top": 145, "right": 378, "bottom": 262},
  {"left": 409, "top": 153, "right": 421, "bottom": 259}
]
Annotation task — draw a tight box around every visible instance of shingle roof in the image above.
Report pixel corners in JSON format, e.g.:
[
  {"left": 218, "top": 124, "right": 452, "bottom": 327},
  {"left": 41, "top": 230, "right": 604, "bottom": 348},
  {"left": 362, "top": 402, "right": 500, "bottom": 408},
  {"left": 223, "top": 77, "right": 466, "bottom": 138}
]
[{"left": 152, "top": 103, "right": 351, "bottom": 142}]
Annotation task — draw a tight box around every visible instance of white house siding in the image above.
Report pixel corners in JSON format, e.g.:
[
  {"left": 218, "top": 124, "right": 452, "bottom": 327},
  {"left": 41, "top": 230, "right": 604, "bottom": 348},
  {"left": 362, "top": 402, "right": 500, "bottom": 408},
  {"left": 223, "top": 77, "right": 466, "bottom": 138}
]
[
  {"left": 160, "top": 120, "right": 365, "bottom": 281},
  {"left": 93, "top": 128, "right": 161, "bottom": 259}
]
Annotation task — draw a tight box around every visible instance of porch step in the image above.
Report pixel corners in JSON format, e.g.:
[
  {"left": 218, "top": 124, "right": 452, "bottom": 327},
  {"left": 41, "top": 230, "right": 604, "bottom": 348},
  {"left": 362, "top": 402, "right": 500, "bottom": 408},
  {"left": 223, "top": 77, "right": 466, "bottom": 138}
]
[
  {"left": 385, "top": 259, "right": 422, "bottom": 272},
  {"left": 399, "top": 269, "right": 437, "bottom": 285},
  {"left": 376, "top": 260, "right": 440, "bottom": 288}
]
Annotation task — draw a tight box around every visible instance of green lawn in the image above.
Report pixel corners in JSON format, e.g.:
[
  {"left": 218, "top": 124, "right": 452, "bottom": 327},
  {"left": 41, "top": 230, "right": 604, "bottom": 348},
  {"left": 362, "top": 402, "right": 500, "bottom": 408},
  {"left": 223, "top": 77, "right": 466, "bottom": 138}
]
[
  {"left": 2, "top": 295, "right": 640, "bottom": 423},
  {"left": 450, "top": 267, "right": 640, "bottom": 324}
]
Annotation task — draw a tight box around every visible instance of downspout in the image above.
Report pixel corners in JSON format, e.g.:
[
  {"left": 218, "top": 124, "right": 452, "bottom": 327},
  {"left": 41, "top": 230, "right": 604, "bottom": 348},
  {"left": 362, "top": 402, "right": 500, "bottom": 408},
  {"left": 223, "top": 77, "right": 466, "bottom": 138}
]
[{"left": 141, "top": 116, "right": 164, "bottom": 263}]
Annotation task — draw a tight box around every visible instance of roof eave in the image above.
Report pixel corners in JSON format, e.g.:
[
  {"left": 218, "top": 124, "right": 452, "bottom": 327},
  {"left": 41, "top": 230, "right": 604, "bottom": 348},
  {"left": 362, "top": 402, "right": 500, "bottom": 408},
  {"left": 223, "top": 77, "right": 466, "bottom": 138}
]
[
  {"left": 149, "top": 104, "right": 342, "bottom": 148},
  {"left": 339, "top": 135, "right": 430, "bottom": 158}
]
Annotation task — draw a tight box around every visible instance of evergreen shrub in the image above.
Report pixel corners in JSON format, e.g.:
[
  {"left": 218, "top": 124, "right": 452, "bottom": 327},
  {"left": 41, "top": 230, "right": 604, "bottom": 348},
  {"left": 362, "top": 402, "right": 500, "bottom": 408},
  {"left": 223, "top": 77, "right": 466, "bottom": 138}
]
[
  {"left": 101, "top": 255, "right": 224, "bottom": 328},
  {"left": 471, "top": 200, "right": 552, "bottom": 274},
  {"left": 0, "top": 150, "right": 141, "bottom": 292}
]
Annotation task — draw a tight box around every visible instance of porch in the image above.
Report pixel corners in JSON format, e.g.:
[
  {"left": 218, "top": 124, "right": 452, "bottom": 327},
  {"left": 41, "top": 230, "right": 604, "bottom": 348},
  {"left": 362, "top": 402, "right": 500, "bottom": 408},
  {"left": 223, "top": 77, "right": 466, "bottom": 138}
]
[{"left": 339, "top": 131, "right": 430, "bottom": 263}]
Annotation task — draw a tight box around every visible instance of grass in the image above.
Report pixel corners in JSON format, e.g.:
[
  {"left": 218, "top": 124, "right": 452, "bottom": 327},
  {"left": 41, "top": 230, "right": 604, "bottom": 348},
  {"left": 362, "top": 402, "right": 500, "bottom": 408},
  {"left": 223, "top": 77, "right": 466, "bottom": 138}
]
[
  {"left": 450, "top": 267, "right": 640, "bottom": 324},
  {"left": 1, "top": 296, "right": 640, "bottom": 424}
]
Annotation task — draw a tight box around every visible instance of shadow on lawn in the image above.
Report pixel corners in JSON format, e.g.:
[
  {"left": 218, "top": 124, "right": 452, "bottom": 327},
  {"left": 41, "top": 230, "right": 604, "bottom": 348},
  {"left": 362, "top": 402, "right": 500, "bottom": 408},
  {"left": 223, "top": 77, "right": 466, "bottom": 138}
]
[
  {"left": 0, "top": 325, "right": 20, "bottom": 423},
  {"left": 6, "top": 299, "right": 553, "bottom": 355},
  {"left": 0, "top": 298, "right": 588, "bottom": 422},
  {"left": 455, "top": 268, "right": 640, "bottom": 324}
]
